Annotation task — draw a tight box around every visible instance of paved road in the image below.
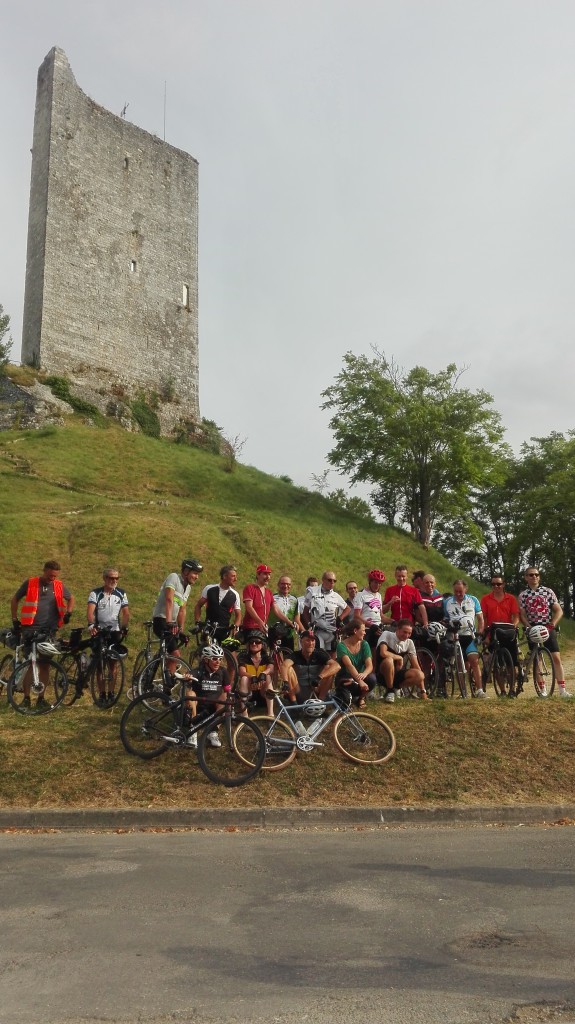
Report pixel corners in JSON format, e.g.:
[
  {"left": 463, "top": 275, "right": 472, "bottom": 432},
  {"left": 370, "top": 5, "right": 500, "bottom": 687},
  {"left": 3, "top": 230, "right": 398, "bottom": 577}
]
[{"left": 1, "top": 824, "right": 574, "bottom": 1024}]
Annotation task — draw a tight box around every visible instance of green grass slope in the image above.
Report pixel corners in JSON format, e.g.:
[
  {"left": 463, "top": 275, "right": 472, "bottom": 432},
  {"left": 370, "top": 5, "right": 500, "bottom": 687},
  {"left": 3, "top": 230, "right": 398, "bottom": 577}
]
[{"left": 0, "top": 420, "right": 467, "bottom": 639}]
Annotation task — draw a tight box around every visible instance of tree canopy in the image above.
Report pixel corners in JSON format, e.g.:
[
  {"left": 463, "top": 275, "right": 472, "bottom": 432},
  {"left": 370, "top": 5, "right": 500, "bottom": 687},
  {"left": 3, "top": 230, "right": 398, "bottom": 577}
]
[{"left": 321, "top": 350, "right": 506, "bottom": 547}]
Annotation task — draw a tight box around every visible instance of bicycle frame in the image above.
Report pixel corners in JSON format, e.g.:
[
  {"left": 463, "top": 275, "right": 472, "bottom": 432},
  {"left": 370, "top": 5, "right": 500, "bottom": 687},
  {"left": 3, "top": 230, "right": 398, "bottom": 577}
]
[{"left": 262, "top": 690, "right": 345, "bottom": 751}]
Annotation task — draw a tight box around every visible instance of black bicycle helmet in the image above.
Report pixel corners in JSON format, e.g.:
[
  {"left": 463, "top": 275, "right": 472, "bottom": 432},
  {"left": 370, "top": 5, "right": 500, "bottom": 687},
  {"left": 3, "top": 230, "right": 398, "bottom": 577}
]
[{"left": 181, "top": 558, "right": 203, "bottom": 573}]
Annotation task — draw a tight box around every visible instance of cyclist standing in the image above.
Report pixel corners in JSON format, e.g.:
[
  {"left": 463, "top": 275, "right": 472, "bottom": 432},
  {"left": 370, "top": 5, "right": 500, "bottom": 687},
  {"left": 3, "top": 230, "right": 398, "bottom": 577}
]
[
  {"left": 268, "top": 575, "right": 302, "bottom": 650},
  {"left": 352, "top": 569, "right": 389, "bottom": 649},
  {"left": 10, "top": 559, "right": 74, "bottom": 709},
  {"left": 152, "top": 558, "right": 203, "bottom": 659},
  {"left": 382, "top": 565, "right": 428, "bottom": 627},
  {"left": 303, "top": 570, "right": 350, "bottom": 651},
  {"left": 241, "top": 564, "right": 295, "bottom": 639},
  {"left": 87, "top": 567, "right": 130, "bottom": 705},
  {"left": 193, "top": 564, "right": 241, "bottom": 641},
  {"left": 518, "top": 568, "right": 571, "bottom": 698},
  {"left": 443, "top": 580, "right": 485, "bottom": 697}
]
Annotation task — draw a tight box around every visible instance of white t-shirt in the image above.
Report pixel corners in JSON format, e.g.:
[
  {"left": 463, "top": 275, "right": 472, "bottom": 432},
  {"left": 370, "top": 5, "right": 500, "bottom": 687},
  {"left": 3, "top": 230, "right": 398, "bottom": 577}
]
[
  {"left": 353, "top": 588, "right": 383, "bottom": 625},
  {"left": 378, "top": 630, "right": 417, "bottom": 661}
]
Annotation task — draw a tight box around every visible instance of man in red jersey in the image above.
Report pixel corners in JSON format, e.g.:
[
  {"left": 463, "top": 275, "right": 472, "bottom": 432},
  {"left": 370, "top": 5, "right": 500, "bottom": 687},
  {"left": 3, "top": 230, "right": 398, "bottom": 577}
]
[
  {"left": 382, "top": 565, "right": 428, "bottom": 627},
  {"left": 242, "top": 564, "right": 295, "bottom": 639}
]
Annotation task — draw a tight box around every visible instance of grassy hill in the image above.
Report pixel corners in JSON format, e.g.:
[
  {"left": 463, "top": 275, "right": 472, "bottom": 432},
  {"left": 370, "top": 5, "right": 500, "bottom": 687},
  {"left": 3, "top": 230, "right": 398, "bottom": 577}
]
[
  {"left": 0, "top": 419, "right": 470, "bottom": 636},
  {"left": 1, "top": 418, "right": 574, "bottom": 812}
]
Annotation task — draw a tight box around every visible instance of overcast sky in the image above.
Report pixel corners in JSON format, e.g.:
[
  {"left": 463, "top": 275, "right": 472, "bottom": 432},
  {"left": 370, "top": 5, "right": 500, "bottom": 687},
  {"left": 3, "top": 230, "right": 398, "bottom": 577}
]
[{"left": 2, "top": 1, "right": 575, "bottom": 495}]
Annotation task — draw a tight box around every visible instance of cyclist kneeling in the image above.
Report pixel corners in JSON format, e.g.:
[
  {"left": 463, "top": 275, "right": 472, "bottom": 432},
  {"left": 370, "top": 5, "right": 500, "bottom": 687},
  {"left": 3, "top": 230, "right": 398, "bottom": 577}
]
[
  {"left": 184, "top": 643, "right": 230, "bottom": 749},
  {"left": 237, "top": 631, "right": 275, "bottom": 716},
  {"left": 378, "top": 619, "right": 427, "bottom": 702}
]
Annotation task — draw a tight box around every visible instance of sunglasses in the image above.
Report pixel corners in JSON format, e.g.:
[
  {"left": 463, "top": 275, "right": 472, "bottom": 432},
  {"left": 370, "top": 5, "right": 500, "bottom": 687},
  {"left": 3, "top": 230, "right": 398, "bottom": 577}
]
[{"left": 526, "top": 573, "right": 540, "bottom": 578}]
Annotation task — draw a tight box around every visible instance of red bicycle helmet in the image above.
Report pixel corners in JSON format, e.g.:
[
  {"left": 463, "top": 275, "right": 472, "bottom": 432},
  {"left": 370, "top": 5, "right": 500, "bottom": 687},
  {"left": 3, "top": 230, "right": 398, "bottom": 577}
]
[{"left": 368, "top": 569, "right": 386, "bottom": 582}]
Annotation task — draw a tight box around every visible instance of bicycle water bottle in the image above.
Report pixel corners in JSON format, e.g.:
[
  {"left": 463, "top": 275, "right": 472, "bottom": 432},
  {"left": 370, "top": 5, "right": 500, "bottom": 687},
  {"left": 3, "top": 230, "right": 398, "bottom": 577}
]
[
  {"left": 80, "top": 652, "right": 89, "bottom": 672},
  {"left": 294, "top": 720, "right": 307, "bottom": 737},
  {"left": 307, "top": 719, "right": 322, "bottom": 737}
]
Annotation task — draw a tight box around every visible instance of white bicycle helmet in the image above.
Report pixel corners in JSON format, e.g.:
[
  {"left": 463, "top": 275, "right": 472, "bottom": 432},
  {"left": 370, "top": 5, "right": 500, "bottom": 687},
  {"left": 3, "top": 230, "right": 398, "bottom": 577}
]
[
  {"left": 302, "top": 698, "right": 326, "bottom": 717},
  {"left": 108, "top": 643, "right": 129, "bottom": 660},
  {"left": 202, "top": 643, "right": 225, "bottom": 660},
  {"left": 36, "top": 639, "right": 61, "bottom": 657},
  {"left": 426, "top": 622, "right": 447, "bottom": 639},
  {"left": 528, "top": 624, "right": 549, "bottom": 643}
]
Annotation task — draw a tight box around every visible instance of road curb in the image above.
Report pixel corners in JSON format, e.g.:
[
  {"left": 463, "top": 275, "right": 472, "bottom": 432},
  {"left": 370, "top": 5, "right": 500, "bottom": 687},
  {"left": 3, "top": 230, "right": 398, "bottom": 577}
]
[{"left": 0, "top": 803, "right": 574, "bottom": 831}]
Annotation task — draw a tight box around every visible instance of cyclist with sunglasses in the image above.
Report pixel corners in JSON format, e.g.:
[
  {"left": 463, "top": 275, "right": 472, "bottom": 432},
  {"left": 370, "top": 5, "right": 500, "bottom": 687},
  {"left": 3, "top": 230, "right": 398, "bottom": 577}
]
[{"left": 518, "top": 568, "right": 571, "bottom": 697}]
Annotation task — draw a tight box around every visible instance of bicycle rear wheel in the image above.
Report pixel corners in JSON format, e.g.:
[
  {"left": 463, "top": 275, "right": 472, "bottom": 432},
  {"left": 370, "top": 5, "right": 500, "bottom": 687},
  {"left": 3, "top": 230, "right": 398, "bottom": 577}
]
[
  {"left": 120, "top": 692, "right": 176, "bottom": 758},
  {"left": 492, "top": 647, "right": 515, "bottom": 696},
  {"left": 7, "top": 658, "right": 68, "bottom": 715},
  {"left": 532, "top": 647, "right": 555, "bottom": 697},
  {"left": 197, "top": 715, "right": 265, "bottom": 786},
  {"left": 136, "top": 655, "right": 196, "bottom": 708},
  {"left": 333, "top": 711, "right": 396, "bottom": 765},
  {"left": 58, "top": 653, "right": 84, "bottom": 706},
  {"left": 88, "top": 654, "right": 125, "bottom": 708},
  {"left": 235, "top": 715, "right": 297, "bottom": 771}
]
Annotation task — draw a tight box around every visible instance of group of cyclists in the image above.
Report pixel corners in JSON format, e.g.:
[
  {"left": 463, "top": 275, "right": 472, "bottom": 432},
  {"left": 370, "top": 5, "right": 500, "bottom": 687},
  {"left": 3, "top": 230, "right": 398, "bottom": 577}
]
[{"left": 8, "top": 556, "right": 571, "bottom": 716}]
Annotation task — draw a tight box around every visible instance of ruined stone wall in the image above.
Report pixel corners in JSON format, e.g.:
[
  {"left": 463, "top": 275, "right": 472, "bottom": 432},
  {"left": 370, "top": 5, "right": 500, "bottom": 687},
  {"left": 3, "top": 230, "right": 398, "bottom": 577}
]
[{"left": 22, "top": 47, "right": 199, "bottom": 417}]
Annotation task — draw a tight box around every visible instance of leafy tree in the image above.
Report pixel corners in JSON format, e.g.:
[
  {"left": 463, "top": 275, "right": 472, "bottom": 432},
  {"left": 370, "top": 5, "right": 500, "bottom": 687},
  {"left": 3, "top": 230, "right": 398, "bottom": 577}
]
[
  {"left": 322, "top": 350, "right": 506, "bottom": 547},
  {"left": 0, "top": 303, "right": 12, "bottom": 373},
  {"left": 326, "top": 488, "right": 375, "bottom": 520}
]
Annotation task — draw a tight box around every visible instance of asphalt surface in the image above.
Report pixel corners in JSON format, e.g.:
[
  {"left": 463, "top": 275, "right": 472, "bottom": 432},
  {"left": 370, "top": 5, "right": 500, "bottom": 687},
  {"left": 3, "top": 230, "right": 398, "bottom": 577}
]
[{"left": 1, "top": 823, "right": 574, "bottom": 1024}]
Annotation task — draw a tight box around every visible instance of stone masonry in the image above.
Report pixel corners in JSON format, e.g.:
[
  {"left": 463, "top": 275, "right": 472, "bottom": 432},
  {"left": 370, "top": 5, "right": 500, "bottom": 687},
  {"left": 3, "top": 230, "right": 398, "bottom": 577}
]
[{"left": 22, "top": 47, "right": 199, "bottom": 418}]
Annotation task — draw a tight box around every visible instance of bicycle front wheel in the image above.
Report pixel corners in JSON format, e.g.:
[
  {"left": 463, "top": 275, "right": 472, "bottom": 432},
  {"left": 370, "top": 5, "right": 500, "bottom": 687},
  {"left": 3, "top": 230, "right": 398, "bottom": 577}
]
[
  {"left": 454, "top": 647, "right": 468, "bottom": 698},
  {"left": 120, "top": 692, "right": 176, "bottom": 758},
  {"left": 0, "top": 652, "right": 15, "bottom": 696},
  {"left": 532, "top": 647, "right": 555, "bottom": 697},
  {"left": 197, "top": 715, "right": 265, "bottom": 787},
  {"left": 88, "top": 655, "right": 125, "bottom": 708},
  {"left": 333, "top": 711, "right": 396, "bottom": 765},
  {"left": 493, "top": 648, "right": 515, "bottom": 696},
  {"left": 136, "top": 655, "right": 196, "bottom": 708},
  {"left": 7, "top": 658, "right": 68, "bottom": 715},
  {"left": 235, "top": 715, "right": 297, "bottom": 771}
]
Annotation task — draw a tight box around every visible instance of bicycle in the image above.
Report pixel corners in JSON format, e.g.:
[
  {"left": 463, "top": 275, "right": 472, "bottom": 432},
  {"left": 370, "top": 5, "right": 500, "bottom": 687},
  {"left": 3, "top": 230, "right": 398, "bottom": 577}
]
[
  {"left": 478, "top": 624, "right": 517, "bottom": 697},
  {"left": 133, "top": 629, "right": 198, "bottom": 707},
  {"left": 0, "top": 627, "right": 19, "bottom": 696},
  {"left": 189, "top": 621, "right": 240, "bottom": 682},
  {"left": 129, "top": 620, "right": 161, "bottom": 695},
  {"left": 6, "top": 630, "right": 68, "bottom": 715},
  {"left": 439, "top": 621, "right": 469, "bottom": 698},
  {"left": 120, "top": 684, "right": 265, "bottom": 787},
  {"left": 234, "top": 686, "right": 396, "bottom": 771},
  {"left": 515, "top": 626, "right": 556, "bottom": 698},
  {"left": 59, "top": 627, "right": 127, "bottom": 707}
]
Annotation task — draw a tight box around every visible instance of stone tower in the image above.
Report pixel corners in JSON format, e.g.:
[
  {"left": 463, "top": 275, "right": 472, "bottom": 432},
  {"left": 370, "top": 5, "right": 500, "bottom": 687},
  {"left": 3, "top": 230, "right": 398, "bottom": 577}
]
[{"left": 22, "top": 47, "right": 199, "bottom": 416}]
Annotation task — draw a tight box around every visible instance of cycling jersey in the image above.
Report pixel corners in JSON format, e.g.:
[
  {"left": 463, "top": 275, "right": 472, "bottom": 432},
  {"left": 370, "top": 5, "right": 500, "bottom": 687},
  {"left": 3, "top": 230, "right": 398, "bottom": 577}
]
[
  {"left": 88, "top": 586, "right": 129, "bottom": 630},
  {"left": 152, "top": 573, "right": 190, "bottom": 622},
  {"left": 443, "top": 595, "right": 481, "bottom": 635},
  {"left": 352, "top": 589, "right": 384, "bottom": 625},
  {"left": 518, "top": 586, "right": 558, "bottom": 626}
]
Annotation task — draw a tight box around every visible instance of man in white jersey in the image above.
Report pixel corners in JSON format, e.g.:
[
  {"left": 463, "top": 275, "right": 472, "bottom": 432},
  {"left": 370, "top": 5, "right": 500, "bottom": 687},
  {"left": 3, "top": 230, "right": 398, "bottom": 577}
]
[
  {"left": 303, "top": 570, "right": 350, "bottom": 651},
  {"left": 377, "top": 619, "right": 427, "bottom": 702},
  {"left": 352, "top": 569, "right": 389, "bottom": 648}
]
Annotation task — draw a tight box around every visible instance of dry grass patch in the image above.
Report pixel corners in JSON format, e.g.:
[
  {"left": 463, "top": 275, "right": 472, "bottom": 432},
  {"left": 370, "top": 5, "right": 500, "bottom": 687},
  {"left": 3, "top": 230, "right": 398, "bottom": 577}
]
[{"left": 1, "top": 695, "right": 574, "bottom": 810}]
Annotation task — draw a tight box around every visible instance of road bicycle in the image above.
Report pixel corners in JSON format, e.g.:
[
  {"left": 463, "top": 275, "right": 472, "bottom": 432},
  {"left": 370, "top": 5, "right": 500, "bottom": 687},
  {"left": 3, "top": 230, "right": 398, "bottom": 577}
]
[
  {"left": 132, "top": 630, "right": 200, "bottom": 708},
  {"left": 120, "top": 684, "right": 265, "bottom": 787},
  {"left": 234, "top": 686, "right": 396, "bottom": 771},
  {"left": 515, "top": 628, "right": 556, "bottom": 698},
  {"left": 5, "top": 630, "right": 68, "bottom": 715},
  {"left": 59, "top": 627, "right": 128, "bottom": 707},
  {"left": 478, "top": 624, "right": 517, "bottom": 697},
  {"left": 128, "top": 621, "right": 239, "bottom": 701},
  {"left": 439, "top": 621, "right": 469, "bottom": 698},
  {"left": 0, "top": 627, "right": 19, "bottom": 696}
]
